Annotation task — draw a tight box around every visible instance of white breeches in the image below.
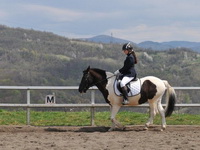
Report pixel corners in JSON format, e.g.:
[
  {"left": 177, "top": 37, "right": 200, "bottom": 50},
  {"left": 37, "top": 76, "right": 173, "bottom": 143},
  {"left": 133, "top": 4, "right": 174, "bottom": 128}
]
[{"left": 120, "top": 76, "right": 134, "bottom": 87}]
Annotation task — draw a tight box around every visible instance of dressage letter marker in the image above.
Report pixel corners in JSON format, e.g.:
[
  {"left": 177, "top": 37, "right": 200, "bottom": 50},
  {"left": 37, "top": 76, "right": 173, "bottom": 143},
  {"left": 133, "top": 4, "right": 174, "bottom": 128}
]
[{"left": 45, "top": 95, "right": 56, "bottom": 104}]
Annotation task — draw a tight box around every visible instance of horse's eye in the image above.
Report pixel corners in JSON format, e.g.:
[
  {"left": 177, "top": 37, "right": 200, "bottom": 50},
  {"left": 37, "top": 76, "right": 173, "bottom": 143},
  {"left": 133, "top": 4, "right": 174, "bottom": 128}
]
[{"left": 84, "top": 74, "right": 89, "bottom": 80}]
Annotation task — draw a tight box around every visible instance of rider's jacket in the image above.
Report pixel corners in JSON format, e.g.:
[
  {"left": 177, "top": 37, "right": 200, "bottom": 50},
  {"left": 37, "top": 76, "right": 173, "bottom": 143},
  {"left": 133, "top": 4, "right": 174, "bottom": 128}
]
[{"left": 119, "top": 53, "right": 136, "bottom": 78}]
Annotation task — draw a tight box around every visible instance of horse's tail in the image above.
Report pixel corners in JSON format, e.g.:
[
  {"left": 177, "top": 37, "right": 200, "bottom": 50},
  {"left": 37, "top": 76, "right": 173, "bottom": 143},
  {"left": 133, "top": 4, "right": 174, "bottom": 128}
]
[{"left": 163, "top": 80, "right": 176, "bottom": 117}]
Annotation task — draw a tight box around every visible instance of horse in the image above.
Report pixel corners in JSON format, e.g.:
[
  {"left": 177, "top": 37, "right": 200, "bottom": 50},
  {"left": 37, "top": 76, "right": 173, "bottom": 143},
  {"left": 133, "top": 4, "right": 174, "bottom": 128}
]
[{"left": 78, "top": 66, "right": 176, "bottom": 131}]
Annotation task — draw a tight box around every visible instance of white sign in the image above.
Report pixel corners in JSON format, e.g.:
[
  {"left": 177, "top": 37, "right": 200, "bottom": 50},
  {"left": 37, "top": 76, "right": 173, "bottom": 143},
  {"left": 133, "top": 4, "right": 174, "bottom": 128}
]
[{"left": 45, "top": 94, "right": 56, "bottom": 104}]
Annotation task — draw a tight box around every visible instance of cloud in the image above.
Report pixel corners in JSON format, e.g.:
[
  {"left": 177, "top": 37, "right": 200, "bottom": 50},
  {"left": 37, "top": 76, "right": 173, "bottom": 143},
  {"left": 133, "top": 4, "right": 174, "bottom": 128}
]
[
  {"left": 21, "top": 4, "right": 123, "bottom": 23},
  {"left": 22, "top": 4, "right": 85, "bottom": 22},
  {"left": 2, "top": 1, "right": 200, "bottom": 43},
  {"left": 106, "top": 24, "right": 200, "bottom": 43}
]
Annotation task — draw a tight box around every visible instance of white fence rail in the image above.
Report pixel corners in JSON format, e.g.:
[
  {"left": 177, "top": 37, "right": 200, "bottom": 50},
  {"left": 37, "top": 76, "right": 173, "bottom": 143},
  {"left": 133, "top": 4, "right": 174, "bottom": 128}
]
[{"left": 0, "top": 86, "right": 200, "bottom": 125}]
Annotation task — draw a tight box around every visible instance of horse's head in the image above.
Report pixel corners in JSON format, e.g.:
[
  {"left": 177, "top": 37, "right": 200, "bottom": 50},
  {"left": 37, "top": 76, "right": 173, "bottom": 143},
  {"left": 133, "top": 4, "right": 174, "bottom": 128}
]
[{"left": 78, "top": 66, "right": 94, "bottom": 93}]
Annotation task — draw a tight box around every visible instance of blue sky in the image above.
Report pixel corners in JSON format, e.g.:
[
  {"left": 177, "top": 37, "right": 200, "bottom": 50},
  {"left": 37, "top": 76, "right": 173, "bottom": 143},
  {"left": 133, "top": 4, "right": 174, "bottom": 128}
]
[{"left": 1, "top": 0, "right": 200, "bottom": 43}]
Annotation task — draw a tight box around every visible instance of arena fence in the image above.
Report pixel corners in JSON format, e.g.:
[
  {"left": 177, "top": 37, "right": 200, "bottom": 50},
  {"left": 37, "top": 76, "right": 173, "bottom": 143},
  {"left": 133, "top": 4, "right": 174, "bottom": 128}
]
[{"left": 0, "top": 86, "right": 200, "bottom": 125}]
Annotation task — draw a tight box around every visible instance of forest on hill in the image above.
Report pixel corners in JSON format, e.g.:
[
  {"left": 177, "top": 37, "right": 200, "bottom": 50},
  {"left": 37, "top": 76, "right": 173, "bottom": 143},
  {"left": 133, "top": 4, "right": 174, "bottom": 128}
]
[{"left": 0, "top": 25, "right": 199, "bottom": 113}]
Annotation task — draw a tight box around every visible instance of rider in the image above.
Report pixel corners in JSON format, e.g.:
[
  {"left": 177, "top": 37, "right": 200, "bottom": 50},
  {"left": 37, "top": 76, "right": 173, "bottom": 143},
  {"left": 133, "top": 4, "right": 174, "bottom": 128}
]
[{"left": 114, "top": 42, "right": 138, "bottom": 105}]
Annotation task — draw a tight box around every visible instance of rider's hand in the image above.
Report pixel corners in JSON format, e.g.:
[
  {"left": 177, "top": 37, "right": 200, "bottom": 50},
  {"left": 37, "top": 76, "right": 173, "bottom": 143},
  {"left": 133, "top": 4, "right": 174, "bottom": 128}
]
[{"left": 114, "top": 70, "right": 120, "bottom": 75}]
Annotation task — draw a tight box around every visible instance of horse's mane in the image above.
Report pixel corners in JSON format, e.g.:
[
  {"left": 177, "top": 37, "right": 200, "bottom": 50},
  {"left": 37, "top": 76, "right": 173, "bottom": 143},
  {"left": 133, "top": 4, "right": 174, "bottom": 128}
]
[
  {"left": 90, "top": 68, "right": 107, "bottom": 79},
  {"left": 91, "top": 68, "right": 105, "bottom": 74}
]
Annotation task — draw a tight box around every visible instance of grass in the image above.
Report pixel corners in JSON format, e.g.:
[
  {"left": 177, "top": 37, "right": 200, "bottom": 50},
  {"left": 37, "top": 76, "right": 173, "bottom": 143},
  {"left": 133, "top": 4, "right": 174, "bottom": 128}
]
[{"left": 0, "top": 109, "right": 199, "bottom": 126}]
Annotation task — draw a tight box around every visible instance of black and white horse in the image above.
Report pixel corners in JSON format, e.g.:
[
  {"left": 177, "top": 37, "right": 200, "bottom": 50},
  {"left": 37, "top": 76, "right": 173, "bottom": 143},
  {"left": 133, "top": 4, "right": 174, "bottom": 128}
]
[{"left": 78, "top": 66, "right": 176, "bottom": 131}]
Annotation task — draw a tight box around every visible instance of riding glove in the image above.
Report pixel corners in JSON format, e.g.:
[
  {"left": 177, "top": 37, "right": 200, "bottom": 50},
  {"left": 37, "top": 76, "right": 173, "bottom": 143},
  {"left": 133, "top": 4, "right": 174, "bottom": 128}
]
[{"left": 114, "top": 70, "right": 120, "bottom": 75}]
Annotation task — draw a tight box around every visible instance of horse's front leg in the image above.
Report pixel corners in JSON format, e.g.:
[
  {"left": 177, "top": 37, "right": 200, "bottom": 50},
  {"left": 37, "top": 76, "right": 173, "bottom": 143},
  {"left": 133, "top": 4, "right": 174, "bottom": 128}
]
[
  {"left": 144, "top": 102, "right": 157, "bottom": 130},
  {"left": 109, "top": 105, "right": 124, "bottom": 131}
]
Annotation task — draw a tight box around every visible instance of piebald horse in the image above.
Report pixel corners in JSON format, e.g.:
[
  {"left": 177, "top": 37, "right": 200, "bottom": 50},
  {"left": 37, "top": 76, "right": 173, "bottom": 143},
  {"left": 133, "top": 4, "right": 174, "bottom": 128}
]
[{"left": 78, "top": 66, "right": 176, "bottom": 131}]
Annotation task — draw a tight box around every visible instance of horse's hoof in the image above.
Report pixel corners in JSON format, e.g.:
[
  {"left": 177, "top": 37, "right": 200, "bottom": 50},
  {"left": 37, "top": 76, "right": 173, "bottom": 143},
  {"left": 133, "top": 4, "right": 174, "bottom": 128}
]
[
  {"left": 161, "top": 127, "right": 166, "bottom": 132},
  {"left": 122, "top": 126, "right": 126, "bottom": 131},
  {"left": 161, "top": 125, "right": 166, "bottom": 131},
  {"left": 144, "top": 123, "right": 150, "bottom": 130},
  {"left": 108, "top": 128, "right": 114, "bottom": 132}
]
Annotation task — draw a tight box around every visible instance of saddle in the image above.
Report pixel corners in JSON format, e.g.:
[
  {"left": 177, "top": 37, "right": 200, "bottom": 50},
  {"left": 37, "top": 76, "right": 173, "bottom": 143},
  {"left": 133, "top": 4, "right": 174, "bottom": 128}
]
[{"left": 114, "top": 77, "right": 141, "bottom": 97}]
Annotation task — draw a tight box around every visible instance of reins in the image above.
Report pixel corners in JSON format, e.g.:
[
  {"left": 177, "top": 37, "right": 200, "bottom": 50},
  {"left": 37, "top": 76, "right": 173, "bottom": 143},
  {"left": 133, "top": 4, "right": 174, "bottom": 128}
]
[{"left": 91, "top": 74, "right": 116, "bottom": 86}]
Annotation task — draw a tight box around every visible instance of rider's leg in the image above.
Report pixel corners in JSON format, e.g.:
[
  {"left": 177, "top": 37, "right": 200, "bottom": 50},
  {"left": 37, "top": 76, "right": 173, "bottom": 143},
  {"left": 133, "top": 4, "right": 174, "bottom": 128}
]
[
  {"left": 121, "top": 86, "right": 129, "bottom": 105},
  {"left": 120, "top": 77, "right": 134, "bottom": 105}
]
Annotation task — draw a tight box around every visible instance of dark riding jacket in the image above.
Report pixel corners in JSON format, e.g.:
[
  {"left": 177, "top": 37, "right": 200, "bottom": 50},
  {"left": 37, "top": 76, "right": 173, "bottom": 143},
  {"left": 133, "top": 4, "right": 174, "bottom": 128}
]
[{"left": 119, "top": 53, "right": 136, "bottom": 78}]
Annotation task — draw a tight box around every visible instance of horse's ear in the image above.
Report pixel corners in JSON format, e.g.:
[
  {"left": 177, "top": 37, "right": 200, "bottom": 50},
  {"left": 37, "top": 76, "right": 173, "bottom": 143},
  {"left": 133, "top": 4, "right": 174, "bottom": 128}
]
[{"left": 86, "top": 66, "right": 90, "bottom": 72}]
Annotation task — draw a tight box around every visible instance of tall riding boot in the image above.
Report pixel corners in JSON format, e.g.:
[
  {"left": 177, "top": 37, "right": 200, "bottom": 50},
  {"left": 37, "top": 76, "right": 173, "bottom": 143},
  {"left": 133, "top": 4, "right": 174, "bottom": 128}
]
[{"left": 121, "top": 86, "right": 129, "bottom": 105}]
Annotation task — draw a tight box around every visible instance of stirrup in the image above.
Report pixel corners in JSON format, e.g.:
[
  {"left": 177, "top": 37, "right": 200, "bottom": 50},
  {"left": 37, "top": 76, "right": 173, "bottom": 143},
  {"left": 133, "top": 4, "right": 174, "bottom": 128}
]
[{"left": 122, "top": 99, "right": 129, "bottom": 105}]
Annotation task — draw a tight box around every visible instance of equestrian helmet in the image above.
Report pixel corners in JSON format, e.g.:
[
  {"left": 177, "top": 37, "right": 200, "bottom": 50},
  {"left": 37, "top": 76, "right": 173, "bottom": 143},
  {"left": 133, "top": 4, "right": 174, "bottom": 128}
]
[{"left": 122, "top": 42, "right": 133, "bottom": 51}]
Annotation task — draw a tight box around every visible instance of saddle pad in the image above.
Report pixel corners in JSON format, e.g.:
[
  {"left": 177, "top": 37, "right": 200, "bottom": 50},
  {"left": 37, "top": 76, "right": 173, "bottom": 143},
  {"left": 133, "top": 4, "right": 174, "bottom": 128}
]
[{"left": 114, "top": 79, "right": 141, "bottom": 97}]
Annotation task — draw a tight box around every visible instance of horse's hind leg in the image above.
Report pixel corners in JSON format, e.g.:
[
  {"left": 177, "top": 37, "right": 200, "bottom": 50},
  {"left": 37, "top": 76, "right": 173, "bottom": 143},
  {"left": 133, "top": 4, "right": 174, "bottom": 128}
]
[
  {"left": 145, "top": 102, "right": 157, "bottom": 130},
  {"left": 109, "top": 105, "right": 124, "bottom": 131},
  {"left": 157, "top": 99, "right": 166, "bottom": 131}
]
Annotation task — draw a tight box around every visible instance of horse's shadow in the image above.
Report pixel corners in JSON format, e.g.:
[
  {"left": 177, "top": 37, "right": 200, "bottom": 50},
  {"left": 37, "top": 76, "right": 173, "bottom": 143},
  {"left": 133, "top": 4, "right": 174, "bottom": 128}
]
[
  {"left": 75, "top": 126, "right": 110, "bottom": 132},
  {"left": 44, "top": 126, "right": 159, "bottom": 133},
  {"left": 44, "top": 126, "right": 110, "bottom": 133}
]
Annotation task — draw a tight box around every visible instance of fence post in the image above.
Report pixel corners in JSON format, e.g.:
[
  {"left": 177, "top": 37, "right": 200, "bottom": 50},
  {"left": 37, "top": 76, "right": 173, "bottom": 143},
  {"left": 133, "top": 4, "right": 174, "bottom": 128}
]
[
  {"left": 91, "top": 89, "right": 95, "bottom": 126},
  {"left": 26, "top": 90, "right": 30, "bottom": 125}
]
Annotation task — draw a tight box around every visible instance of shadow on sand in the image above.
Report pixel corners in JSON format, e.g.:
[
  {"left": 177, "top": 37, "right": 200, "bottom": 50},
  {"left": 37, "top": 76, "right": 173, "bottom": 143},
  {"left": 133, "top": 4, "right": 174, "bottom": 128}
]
[{"left": 44, "top": 126, "right": 154, "bottom": 133}]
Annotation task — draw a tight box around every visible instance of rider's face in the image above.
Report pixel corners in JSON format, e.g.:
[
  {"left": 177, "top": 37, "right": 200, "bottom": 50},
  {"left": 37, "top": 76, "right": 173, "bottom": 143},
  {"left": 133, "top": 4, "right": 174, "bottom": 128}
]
[{"left": 123, "top": 50, "right": 129, "bottom": 55}]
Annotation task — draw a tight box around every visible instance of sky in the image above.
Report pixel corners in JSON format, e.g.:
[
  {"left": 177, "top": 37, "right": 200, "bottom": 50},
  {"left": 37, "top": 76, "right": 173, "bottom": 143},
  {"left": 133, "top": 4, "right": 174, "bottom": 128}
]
[{"left": 0, "top": 0, "right": 200, "bottom": 43}]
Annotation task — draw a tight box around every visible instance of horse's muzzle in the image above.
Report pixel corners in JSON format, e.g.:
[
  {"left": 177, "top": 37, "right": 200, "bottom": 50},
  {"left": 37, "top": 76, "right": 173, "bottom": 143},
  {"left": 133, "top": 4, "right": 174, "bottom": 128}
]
[{"left": 78, "top": 88, "right": 86, "bottom": 93}]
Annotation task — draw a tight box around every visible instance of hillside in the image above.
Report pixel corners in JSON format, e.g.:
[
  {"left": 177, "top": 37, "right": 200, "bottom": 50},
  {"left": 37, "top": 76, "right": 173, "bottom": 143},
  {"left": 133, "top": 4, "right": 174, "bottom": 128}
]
[
  {"left": 81, "top": 35, "right": 200, "bottom": 52},
  {"left": 0, "top": 25, "right": 199, "bottom": 113},
  {"left": 1, "top": 25, "right": 199, "bottom": 87},
  {"left": 80, "top": 35, "right": 130, "bottom": 44},
  {"left": 138, "top": 41, "right": 200, "bottom": 52}
]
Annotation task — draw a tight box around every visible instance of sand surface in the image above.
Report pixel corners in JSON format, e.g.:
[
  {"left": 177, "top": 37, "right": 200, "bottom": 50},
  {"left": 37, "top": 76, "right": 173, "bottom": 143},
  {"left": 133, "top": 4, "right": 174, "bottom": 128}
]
[{"left": 0, "top": 125, "right": 199, "bottom": 150}]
